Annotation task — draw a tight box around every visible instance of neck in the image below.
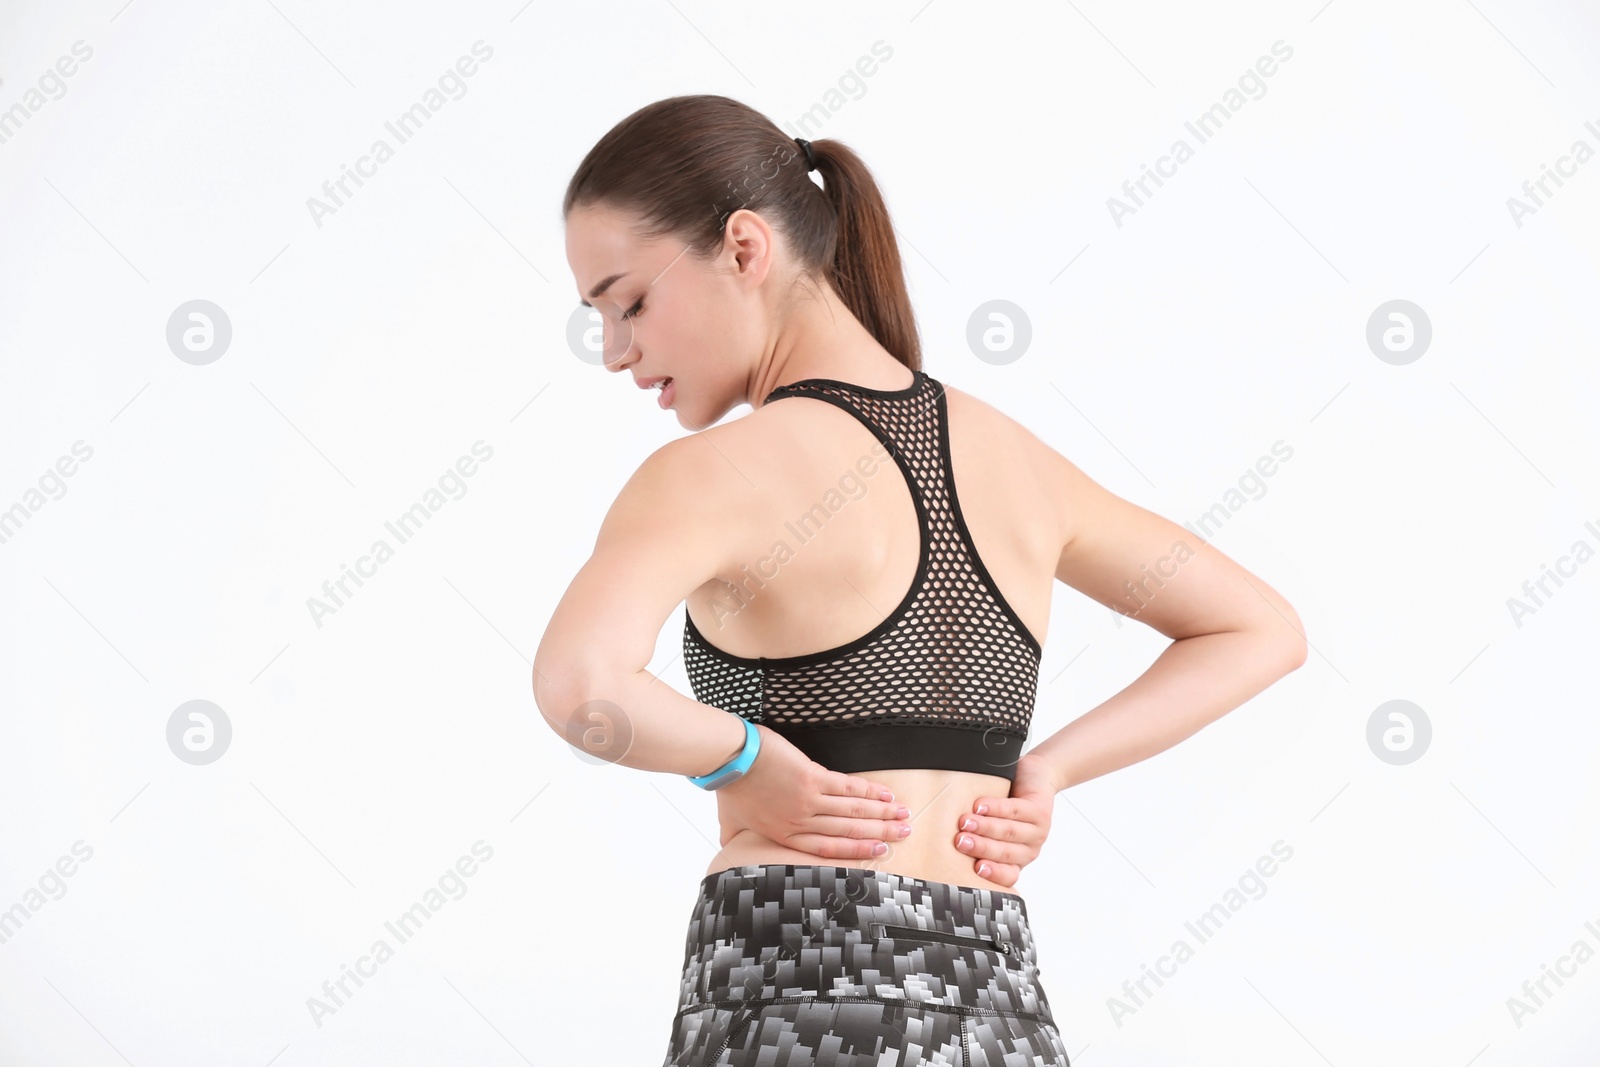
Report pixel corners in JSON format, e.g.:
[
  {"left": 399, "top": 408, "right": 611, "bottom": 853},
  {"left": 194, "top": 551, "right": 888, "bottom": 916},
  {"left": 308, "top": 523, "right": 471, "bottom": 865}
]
[{"left": 754, "top": 285, "right": 908, "bottom": 407}]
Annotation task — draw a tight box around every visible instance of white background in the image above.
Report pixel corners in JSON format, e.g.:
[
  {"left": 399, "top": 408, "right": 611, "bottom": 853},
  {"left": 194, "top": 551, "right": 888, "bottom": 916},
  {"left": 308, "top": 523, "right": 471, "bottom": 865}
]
[{"left": 1, "top": 1, "right": 1597, "bottom": 1064}]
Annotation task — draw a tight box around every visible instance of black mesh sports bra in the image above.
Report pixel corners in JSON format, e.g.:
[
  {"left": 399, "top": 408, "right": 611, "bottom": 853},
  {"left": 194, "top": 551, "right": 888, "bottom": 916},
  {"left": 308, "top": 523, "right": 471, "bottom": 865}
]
[{"left": 681, "top": 369, "right": 1043, "bottom": 782}]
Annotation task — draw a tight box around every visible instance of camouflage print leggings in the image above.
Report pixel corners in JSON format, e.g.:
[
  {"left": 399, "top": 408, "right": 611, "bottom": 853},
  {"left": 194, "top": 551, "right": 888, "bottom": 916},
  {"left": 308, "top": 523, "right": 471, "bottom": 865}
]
[{"left": 661, "top": 864, "right": 1072, "bottom": 1066}]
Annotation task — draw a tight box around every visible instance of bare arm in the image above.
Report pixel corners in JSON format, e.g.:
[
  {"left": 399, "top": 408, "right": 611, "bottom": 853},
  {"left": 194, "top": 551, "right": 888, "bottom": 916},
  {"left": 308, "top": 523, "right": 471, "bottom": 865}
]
[
  {"left": 531, "top": 436, "right": 750, "bottom": 778},
  {"left": 1026, "top": 448, "right": 1308, "bottom": 793},
  {"left": 531, "top": 433, "right": 911, "bottom": 857}
]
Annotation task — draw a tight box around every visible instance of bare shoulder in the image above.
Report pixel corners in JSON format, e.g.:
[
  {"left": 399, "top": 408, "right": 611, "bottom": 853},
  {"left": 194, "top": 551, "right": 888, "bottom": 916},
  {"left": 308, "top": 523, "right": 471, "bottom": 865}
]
[
  {"left": 623, "top": 425, "right": 755, "bottom": 507},
  {"left": 941, "top": 380, "right": 1048, "bottom": 450},
  {"left": 941, "top": 382, "right": 1074, "bottom": 536},
  {"left": 615, "top": 413, "right": 794, "bottom": 553},
  {"left": 662, "top": 379, "right": 1073, "bottom": 536}
]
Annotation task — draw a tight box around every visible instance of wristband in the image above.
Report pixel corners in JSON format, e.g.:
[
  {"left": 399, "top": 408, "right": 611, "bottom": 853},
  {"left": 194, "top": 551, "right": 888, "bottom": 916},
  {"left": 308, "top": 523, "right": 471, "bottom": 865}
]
[{"left": 687, "top": 717, "right": 760, "bottom": 790}]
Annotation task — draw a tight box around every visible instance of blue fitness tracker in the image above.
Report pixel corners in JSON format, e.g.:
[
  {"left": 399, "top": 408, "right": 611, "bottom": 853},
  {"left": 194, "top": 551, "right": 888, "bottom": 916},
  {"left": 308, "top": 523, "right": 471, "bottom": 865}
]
[{"left": 687, "top": 717, "right": 760, "bottom": 790}]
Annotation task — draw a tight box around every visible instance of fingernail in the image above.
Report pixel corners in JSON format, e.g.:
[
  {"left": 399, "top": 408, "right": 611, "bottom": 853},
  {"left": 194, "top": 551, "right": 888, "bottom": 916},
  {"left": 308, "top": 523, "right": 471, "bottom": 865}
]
[
  {"left": 958, "top": 835, "right": 972, "bottom": 850},
  {"left": 960, "top": 817, "right": 976, "bottom": 832},
  {"left": 872, "top": 842, "right": 889, "bottom": 856},
  {"left": 896, "top": 807, "right": 910, "bottom": 819},
  {"left": 881, "top": 791, "right": 894, "bottom": 802},
  {"left": 976, "top": 804, "right": 988, "bottom": 816},
  {"left": 898, "top": 823, "right": 912, "bottom": 838},
  {"left": 978, "top": 863, "right": 991, "bottom": 877}
]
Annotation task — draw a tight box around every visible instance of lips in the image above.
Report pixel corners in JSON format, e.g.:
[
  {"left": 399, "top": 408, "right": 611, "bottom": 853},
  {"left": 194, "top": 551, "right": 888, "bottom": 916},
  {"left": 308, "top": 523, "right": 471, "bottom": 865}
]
[{"left": 635, "top": 375, "right": 672, "bottom": 389}]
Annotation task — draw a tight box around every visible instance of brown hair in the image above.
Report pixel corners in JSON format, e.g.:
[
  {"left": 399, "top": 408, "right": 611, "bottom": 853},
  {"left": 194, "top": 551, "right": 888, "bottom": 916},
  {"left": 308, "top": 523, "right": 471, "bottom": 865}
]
[{"left": 563, "top": 94, "right": 920, "bottom": 372}]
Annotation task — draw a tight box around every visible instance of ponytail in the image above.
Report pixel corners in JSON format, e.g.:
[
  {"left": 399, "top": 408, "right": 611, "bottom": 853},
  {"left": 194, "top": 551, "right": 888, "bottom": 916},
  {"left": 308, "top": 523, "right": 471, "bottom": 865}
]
[{"left": 804, "top": 139, "right": 921, "bottom": 371}]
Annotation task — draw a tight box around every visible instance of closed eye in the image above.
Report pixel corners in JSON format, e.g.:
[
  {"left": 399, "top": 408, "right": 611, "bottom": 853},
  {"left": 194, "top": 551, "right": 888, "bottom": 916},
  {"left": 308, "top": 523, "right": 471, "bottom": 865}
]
[{"left": 621, "top": 299, "right": 644, "bottom": 321}]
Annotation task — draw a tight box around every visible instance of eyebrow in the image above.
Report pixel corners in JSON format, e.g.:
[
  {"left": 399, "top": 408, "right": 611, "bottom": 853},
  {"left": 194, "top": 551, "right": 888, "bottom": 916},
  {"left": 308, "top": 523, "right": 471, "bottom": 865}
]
[{"left": 578, "top": 272, "right": 628, "bottom": 308}]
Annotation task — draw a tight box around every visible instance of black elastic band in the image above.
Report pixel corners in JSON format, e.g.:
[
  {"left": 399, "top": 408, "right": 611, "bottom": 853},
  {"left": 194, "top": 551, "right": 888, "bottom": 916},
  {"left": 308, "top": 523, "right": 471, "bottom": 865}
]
[{"left": 794, "top": 137, "right": 817, "bottom": 172}]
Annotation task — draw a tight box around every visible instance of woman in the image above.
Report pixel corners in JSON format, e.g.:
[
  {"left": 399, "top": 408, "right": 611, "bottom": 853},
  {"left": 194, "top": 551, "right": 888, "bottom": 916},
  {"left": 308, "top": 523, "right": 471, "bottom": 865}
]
[{"left": 535, "top": 95, "right": 1307, "bottom": 1066}]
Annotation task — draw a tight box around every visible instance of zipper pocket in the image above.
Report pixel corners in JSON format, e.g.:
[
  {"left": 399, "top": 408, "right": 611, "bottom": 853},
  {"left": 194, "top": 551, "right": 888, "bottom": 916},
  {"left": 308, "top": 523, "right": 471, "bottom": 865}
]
[
  {"left": 707, "top": 1006, "right": 756, "bottom": 1062},
  {"left": 870, "top": 920, "right": 1014, "bottom": 957}
]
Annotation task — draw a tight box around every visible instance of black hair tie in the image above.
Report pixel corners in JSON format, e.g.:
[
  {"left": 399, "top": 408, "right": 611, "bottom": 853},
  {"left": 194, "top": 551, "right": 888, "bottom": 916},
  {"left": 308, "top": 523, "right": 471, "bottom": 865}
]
[{"left": 794, "top": 137, "right": 818, "bottom": 172}]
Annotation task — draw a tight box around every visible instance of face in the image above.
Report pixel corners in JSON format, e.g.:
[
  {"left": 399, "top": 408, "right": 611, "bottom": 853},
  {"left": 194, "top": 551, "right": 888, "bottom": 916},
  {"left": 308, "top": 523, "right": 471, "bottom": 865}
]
[{"left": 566, "top": 202, "right": 776, "bottom": 428}]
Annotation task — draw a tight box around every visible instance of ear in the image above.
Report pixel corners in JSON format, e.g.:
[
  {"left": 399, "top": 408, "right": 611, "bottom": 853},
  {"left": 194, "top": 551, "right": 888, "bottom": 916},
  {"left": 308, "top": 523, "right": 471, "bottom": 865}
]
[{"left": 722, "top": 208, "right": 775, "bottom": 289}]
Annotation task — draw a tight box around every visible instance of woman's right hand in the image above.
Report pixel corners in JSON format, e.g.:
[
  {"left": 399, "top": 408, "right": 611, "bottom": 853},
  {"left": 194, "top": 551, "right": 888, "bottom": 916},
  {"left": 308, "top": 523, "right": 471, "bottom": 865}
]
[{"left": 713, "top": 724, "right": 913, "bottom": 859}]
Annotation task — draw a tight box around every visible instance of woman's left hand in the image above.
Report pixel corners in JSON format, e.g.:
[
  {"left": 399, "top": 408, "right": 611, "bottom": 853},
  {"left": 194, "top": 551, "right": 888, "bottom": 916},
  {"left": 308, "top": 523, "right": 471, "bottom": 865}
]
[{"left": 953, "top": 752, "right": 1057, "bottom": 887}]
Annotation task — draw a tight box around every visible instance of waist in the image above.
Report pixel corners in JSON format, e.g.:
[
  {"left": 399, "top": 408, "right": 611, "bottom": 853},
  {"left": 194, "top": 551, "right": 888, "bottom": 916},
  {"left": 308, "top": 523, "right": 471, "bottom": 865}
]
[{"left": 709, "top": 767, "right": 1016, "bottom": 892}]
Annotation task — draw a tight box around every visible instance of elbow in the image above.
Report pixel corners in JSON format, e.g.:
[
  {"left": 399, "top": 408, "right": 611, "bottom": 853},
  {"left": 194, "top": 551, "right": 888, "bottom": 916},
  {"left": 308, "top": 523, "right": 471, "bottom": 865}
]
[
  {"left": 532, "top": 658, "right": 627, "bottom": 737},
  {"left": 531, "top": 657, "right": 591, "bottom": 735},
  {"left": 532, "top": 619, "right": 631, "bottom": 726},
  {"left": 1272, "top": 604, "right": 1309, "bottom": 672},
  {"left": 533, "top": 666, "right": 642, "bottom": 768}
]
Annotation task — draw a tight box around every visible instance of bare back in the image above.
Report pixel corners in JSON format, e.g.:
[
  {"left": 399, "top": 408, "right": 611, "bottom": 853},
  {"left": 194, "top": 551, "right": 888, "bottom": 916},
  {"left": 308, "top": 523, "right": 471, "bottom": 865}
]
[{"left": 685, "top": 374, "right": 1065, "bottom": 892}]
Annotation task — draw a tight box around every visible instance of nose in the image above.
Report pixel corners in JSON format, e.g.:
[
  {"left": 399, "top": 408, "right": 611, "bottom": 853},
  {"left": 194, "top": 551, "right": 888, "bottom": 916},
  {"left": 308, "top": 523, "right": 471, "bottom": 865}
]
[{"left": 602, "top": 328, "right": 635, "bottom": 372}]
